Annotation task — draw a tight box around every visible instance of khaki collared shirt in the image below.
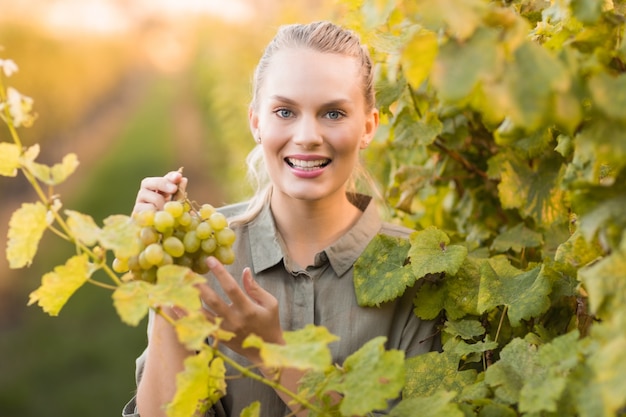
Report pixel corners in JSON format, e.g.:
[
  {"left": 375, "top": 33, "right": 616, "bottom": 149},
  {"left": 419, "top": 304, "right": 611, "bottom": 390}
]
[{"left": 123, "top": 196, "right": 439, "bottom": 417}]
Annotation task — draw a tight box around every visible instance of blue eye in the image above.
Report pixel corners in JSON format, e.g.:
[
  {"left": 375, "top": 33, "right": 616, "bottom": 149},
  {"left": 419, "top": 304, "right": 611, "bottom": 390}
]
[
  {"left": 326, "top": 110, "right": 344, "bottom": 120},
  {"left": 275, "top": 109, "right": 293, "bottom": 118}
]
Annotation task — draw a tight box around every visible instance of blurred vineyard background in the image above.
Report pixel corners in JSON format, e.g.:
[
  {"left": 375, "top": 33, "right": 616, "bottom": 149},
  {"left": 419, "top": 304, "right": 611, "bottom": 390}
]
[{"left": 0, "top": 1, "right": 337, "bottom": 415}]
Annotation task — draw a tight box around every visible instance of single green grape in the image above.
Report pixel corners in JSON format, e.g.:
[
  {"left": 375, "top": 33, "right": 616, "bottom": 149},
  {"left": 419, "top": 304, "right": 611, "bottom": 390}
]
[
  {"left": 216, "top": 228, "right": 236, "bottom": 246},
  {"left": 140, "top": 226, "right": 159, "bottom": 246},
  {"left": 112, "top": 257, "right": 129, "bottom": 273},
  {"left": 164, "top": 200, "right": 184, "bottom": 218},
  {"left": 134, "top": 209, "right": 155, "bottom": 227},
  {"left": 215, "top": 246, "right": 235, "bottom": 265},
  {"left": 138, "top": 251, "right": 153, "bottom": 270},
  {"left": 199, "top": 203, "right": 216, "bottom": 219},
  {"left": 201, "top": 237, "right": 217, "bottom": 254},
  {"left": 183, "top": 230, "right": 201, "bottom": 253},
  {"left": 193, "top": 254, "right": 210, "bottom": 274},
  {"left": 144, "top": 243, "right": 165, "bottom": 266},
  {"left": 163, "top": 236, "right": 185, "bottom": 258},
  {"left": 178, "top": 211, "right": 192, "bottom": 227},
  {"left": 196, "top": 221, "right": 213, "bottom": 239},
  {"left": 209, "top": 212, "right": 228, "bottom": 231},
  {"left": 154, "top": 210, "right": 175, "bottom": 233}
]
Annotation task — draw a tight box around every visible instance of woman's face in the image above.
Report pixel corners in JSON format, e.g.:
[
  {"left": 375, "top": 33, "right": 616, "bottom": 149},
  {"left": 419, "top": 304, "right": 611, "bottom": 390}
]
[{"left": 249, "top": 47, "right": 378, "bottom": 205}]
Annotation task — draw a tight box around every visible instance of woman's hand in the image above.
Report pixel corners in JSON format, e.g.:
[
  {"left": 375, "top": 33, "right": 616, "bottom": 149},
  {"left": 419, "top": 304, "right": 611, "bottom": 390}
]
[
  {"left": 132, "top": 170, "right": 188, "bottom": 214},
  {"left": 199, "top": 256, "right": 284, "bottom": 364}
]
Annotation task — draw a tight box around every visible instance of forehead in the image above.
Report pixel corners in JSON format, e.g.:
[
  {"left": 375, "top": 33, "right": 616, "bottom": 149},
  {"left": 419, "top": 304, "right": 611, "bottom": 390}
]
[{"left": 260, "top": 48, "right": 363, "bottom": 103}]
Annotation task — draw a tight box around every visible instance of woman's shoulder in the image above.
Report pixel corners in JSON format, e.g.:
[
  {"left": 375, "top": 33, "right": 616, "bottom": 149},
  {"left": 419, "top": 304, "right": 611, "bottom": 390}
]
[
  {"left": 216, "top": 201, "right": 250, "bottom": 217},
  {"left": 378, "top": 220, "right": 414, "bottom": 240}
]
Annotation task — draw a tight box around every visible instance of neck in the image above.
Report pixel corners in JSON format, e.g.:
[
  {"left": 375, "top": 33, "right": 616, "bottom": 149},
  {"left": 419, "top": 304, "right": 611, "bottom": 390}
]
[{"left": 270, "top": 191, "right": 362, "bottom": 267}]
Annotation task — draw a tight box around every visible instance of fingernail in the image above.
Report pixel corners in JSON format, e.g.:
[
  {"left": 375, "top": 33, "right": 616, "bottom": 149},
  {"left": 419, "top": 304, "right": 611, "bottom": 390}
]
[{"left": 207, "top": 256, "right": 218, "bottom": 269}]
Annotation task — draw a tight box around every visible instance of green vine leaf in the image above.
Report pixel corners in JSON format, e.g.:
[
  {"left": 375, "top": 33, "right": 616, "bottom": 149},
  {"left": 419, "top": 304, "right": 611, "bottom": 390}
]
[
  {"left": 65, "top": 210, "right": 101, "bottom": 247},
  {"left": 431, "top": 26, "right": 499, "bottom": 102},
  {"left": 6, "top": 201, "right": 48, "bottom": 268},
  {"left": 503, "top": 41, "right": 570, "bottom": 130},
  {"left": 27, "top": 254, "right": 93, "bottom": 316},
  {"left": 404, "top": 339, "right": 476, "bottom": 398},
  {"left": 484, "top": 337, "right": 540, "bottom": 405},
  {"left": 243, "top": 324, "right": 338, "bottom": 371},
  {"left": 354, "top": 234, "right": 413, "bottom": 307},
  {"left": 166, "top": 347, "right": 225, "bottom": 417},
  {"left": 490, "top": 222, "right": 543, "bottom": 253},
  {"left": 0, "top": 142, "right": 20, "bottom": 176},
  {"left": 414, "top": 257, "right": 482, "bottom": 320},
  {"left": 578, "top": 250, "right": 626, "bottom": 319},
  {"left": 477, "top": 256, "right": 551, "bottom": 326},
  {"left": 327, "top": 337, "right": 405, "bottom": 416},
  {"left": 488, "top": 151, "right": 568, "bottom": 226},
  {"left": 408, "top": 226, "right": 468, "bottom": 279}
]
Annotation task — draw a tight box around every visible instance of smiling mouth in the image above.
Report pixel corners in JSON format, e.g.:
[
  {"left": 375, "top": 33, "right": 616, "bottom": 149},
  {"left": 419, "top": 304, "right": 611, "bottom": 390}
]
[{"left": 285, "top": 158, "right": 331, "bottom": 170}]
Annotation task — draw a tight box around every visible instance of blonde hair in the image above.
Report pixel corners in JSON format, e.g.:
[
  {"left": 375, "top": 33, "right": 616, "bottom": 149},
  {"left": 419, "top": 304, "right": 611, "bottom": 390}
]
[{"left": 230, "top": 21, "right": 379, "bottom": 226}]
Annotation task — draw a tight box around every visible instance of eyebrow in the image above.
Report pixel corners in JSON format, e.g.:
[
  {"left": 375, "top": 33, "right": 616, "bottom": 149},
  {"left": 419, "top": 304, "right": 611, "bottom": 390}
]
[{"left": 269, "top": 95, "right": 353, "bottom": 107}]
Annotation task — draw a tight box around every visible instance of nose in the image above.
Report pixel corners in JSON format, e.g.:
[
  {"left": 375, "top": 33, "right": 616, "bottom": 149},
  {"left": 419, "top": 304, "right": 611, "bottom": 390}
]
[{"left": 292, "top": 114, "right": 323, "bottom": 149}]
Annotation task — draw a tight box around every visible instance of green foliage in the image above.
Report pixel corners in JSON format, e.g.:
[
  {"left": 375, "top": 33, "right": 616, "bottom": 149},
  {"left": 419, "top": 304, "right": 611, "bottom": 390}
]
[{"left": 345, "top": 0, "right": 626, "bottom": 415}]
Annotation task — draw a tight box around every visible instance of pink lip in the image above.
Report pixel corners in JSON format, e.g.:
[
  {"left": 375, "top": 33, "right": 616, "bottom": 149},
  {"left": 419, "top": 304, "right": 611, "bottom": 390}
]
[{"left": 284, "top": 154, "right": 331, "bottom": 179}]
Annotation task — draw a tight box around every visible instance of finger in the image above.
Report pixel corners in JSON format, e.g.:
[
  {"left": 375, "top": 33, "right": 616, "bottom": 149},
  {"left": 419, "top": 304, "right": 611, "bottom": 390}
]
[
  {"left": 197, "top": 282, "right": 230, "bottom": 317},
  {"left": 141, "top": 175, "right": 180, "bottom": 197},
  {"left": 242, "top": 268, "right": 277, "bottom": 309},
  {"left": 207, "top": 256, "right": 250, "bottom": 306}
]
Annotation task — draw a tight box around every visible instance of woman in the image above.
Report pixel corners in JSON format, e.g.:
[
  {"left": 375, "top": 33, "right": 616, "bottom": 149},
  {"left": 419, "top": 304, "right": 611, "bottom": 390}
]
[{"left": 123, "top": 21, "right": 440, "bottom": 417}]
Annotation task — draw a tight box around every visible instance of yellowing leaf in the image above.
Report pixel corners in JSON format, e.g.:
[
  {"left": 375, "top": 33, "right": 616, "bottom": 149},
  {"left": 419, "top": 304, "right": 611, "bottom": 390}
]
[
  {"left": 151, "top": 265, "right": 206, "bottom": 310},
  {"left": 99, "top": 214, "right": 141, "bottom": 258},
  {"left": 7, "top": 201, "right": 48, "bottom": 268},
  {"left": 401, "top": 29, "right": 438, "bottom": 88},
  {"left": 112, "top": 280, "right": 152, "bottom": 326},
  {"left": 166, "top": 348, "right": 225, "bottom": 417},
  {"left": 23, "top": 153, "right": 79, "bottom": 186},
  {"left": 175, "top": 313, "right": 234, "bottom": 351},
  {"left": 0, "top": 142, "right": 21, "bottom": 177},
  {"left": 243, "top": 324, "right": 338, "bottom": 371},
  {"left": 28, "top": 254, "right": 92, "bottom": 316},
  {"left": 66, "top": 210, "right": 101, "bottom": 247},
  {"left": 239, "top": 401, "right": 260, "bottom": 417}
]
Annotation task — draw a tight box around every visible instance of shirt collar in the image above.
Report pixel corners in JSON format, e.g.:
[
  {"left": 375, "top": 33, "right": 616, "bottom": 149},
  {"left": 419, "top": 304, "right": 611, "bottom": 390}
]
[{"left": 247, "top": 194, "right": 382, "bottom": 277}]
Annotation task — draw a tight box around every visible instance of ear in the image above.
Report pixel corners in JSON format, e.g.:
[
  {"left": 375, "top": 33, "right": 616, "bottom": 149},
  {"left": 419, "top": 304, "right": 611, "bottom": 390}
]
[
  {"left": 360, "top": 108, "right": 379, "bottom": 149},
  {"left": 248, "top": 106, "right": 260, "bottom": 142}
]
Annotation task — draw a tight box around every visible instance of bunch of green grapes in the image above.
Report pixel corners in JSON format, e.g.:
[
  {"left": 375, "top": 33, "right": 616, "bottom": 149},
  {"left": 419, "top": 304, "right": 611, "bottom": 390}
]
[{"left": 112, "top": 200, "right": 236, "bottom": 283}]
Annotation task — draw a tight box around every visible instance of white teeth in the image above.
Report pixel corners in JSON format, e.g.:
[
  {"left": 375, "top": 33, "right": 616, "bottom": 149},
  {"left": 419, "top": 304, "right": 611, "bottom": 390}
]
[{"left": 287, "top": 158, "right": 329, "bottom": 169}]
